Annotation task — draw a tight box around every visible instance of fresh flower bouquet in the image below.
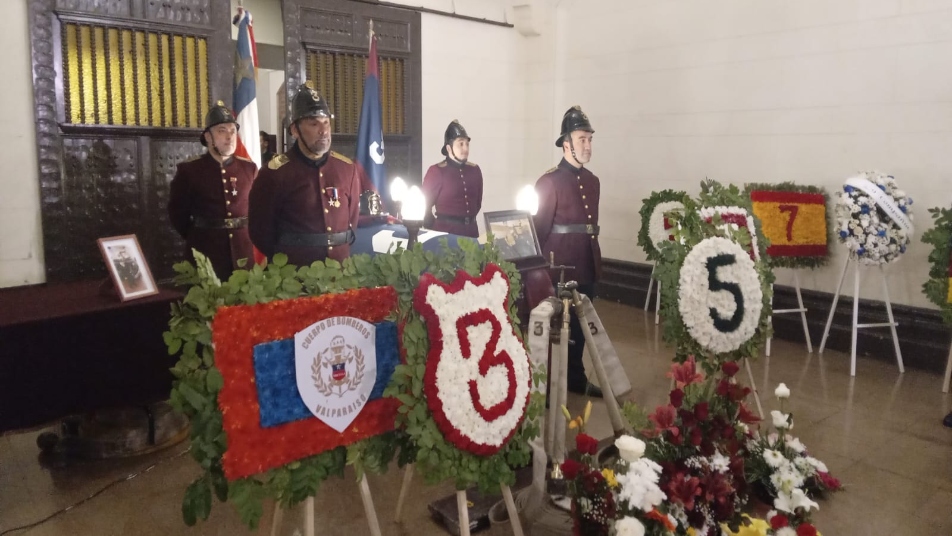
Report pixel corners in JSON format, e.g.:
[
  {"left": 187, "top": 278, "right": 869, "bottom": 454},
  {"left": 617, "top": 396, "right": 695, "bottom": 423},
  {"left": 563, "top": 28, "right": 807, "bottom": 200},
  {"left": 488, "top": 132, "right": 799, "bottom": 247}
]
[
  {"left": 744, "top": 383, "right": 841, "bottom": 535},
  {"left": 560, "top": 403, "right": 682, "bottom": 536},
  {"left": 835, "top": 171, "right": 914, "bottom": 265},
  {"left": 628, "top": 357, "right": 761, "bottom": 536}
]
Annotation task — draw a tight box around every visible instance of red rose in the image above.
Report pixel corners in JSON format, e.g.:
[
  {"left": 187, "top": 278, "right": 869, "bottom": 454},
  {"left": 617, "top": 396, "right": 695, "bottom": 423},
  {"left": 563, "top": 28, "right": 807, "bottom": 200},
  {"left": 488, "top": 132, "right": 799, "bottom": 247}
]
[
  {"left": 817, "top": 471, "right": 842, "bottom": 491},
  {"left": 694, "top": 401, "right": 710, "bottom": 421},
  {"left": 770, "top": 514, "right": 790, "bottom": 529},
  {"left": 721, "top": 361, "right": 740, "bottom": 377},
  {"left": 796, "top": 523, "right": 818, "bottom": 536},
  {"left": 670, "top": 388, "right": 685, "bottom": 408},
  {"left": 575, "top": 433, "right": 599, "bottom": 456},
  {"left": 562, "top": 458, "right": 582, "bottom": 479}
]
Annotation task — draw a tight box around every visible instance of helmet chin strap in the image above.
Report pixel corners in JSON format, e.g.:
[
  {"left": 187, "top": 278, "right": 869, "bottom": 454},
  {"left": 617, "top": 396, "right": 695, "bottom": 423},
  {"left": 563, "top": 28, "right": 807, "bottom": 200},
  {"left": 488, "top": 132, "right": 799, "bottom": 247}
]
[
  {"left": 448, "top": 144, "right": 466, "bottom": 165},
  {"left": 567, "top": 138, "right": 583, "bottom": 168}
]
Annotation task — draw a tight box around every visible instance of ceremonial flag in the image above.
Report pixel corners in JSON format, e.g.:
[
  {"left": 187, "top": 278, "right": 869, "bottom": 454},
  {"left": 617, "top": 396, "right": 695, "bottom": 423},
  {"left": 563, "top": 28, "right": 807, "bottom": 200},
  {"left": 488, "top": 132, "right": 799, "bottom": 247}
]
[
  {"left": 232, "top": 7, "right": 260, "bottom": 169},
  {"left": 355, "top": 25, "right": 387, "bottom": 199}
]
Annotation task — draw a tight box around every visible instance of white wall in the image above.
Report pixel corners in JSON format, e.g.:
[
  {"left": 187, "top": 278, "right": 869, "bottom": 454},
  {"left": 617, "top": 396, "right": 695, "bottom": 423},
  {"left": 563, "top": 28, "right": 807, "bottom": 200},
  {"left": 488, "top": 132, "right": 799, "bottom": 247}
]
[
  {"left": 0, "top": 0, "right": 43, "bottom": 288},
  {"left": 553, "top": 0, "right": 952, "bottom": 308},
  {"left": 229, "top": 0, "right": 284, "bottom": 46}
]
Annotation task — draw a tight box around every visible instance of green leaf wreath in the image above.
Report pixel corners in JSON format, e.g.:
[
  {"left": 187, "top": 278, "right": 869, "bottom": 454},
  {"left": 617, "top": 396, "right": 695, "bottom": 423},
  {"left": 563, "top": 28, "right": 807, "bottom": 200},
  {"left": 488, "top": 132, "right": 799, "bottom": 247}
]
[
  {"left": 637, "top": 189, "right": 689, "bottom": 261},
  {"left": 654, "top": 181, "right": 774, "bottom": 374},
  {"left": 165, "top": 240, "right": 545, "bottom": 528},
  {"left": 921, "top": 206, "right": 952, "bottom": 325},
  {"left": 743, "top": 181, "right": 832, "bottom": 270}
]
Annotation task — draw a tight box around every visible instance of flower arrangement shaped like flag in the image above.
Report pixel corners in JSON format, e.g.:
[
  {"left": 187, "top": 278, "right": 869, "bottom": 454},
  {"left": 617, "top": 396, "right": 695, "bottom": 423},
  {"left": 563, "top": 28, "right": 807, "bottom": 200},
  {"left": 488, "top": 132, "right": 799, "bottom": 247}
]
[
  {"left": 355, "top": 25, "right": 387, "bottom": 201},
  {"left": 233, "top": 7, "right": 260, "bottom": 169}
]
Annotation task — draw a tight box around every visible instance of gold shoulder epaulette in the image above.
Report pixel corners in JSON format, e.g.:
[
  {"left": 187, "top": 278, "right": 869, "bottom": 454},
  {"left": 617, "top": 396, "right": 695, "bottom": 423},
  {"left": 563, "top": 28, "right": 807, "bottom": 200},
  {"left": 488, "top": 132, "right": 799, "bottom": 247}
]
[
  {"left": 234, "top": 155, "right": 253, "bottom": 164},
  {"left": 330, "top": 151, "right": 353, "bottom": 164},
  {"left": 544, "top": 166, "right": 558, "bottom": 174},
  {"left": 268, "top": 153, "right": 290, "bottom": 170},
  {"left": 465, "top": 160, "right": 477, "bottom": 167},
  {"left": 437, "top": 161, "right": 447, "bottom": 168}
]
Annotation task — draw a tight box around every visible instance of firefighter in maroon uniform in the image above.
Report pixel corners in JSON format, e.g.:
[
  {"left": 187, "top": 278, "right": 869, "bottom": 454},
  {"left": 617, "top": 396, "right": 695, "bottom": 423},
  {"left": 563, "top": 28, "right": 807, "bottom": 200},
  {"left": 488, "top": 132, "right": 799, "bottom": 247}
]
[
  {"left": 168, "top": 101, "right": 257, "bottom": 279},
  {"left": 421, "top": 120, "right": 483, "bottom": 238},
  {"left": 533, "top": 106, "right": 603, "bottom": 397},
  {"left": 248, "top": 83, "right": 361, "bottom": 266}
]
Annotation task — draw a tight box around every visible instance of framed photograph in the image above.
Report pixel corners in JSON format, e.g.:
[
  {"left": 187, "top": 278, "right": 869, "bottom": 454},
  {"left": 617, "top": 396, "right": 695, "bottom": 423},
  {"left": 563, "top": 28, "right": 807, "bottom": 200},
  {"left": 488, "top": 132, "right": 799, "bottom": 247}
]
[
  {"left": 483, "top": 210, "right": 544, "bottom": 262},
  {"left": 97, "top": 234, "right": 158, "bottom": 302}
]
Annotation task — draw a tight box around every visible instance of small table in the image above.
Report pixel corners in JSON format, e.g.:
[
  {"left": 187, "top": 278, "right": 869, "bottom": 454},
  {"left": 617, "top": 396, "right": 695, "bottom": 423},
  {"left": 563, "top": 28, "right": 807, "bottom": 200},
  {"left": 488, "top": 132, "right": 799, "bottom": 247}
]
[{"left": 0, "top": 280, "right": 183, "bottom": 434}]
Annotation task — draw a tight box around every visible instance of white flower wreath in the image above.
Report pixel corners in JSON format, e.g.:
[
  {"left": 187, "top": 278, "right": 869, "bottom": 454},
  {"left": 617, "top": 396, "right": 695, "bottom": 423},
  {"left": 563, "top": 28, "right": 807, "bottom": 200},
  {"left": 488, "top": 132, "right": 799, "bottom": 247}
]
[
  {"left": 678, "top": 237, "right": 764, "bottom": 354},
  {"left": 648, "top": 201, "right": 685, "bottom": 249},
  {"left": 835, "top": 172, "right": 914, "bottom": 266}
]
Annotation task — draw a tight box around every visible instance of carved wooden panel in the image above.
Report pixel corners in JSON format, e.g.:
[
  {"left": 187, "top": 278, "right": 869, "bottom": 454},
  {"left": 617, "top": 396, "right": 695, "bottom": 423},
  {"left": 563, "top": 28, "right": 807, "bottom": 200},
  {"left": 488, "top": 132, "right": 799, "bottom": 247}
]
[
  {"left": 30, "top": 0, "right": 232, "bottom": 282},
  {"left": 150, "top": 139, "right": 203, "bottom": 275},
  {"left": 145, "top": 0, "right": 212, "bottom": 28},
  {"left": 371, "top": 19, "right": 410, "bottom": 53},
  {"left": 301, "top": 8, "right": 355, "bottom": 48},
  {"left": 47, "top": 137, "right": 141, "bottom": 281},
  {"left": 55, "top": 0, "right": 132, "bottom": 17}
]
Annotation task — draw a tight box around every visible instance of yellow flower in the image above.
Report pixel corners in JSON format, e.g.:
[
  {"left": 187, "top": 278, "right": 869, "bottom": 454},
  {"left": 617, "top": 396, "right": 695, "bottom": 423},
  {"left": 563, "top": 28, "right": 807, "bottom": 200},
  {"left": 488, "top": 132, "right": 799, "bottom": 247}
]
[
  {"left": 583, "top": 400, "right": 592, "bottom": 423},
  {"left": 720, "top": 515, "right": 769, "bottom": 536},
  {"left": 686, "top": 528, "right": 697, "bottom": 536},
  {"left": 601, "top": 468, "right": 617, "bottom": 488}
]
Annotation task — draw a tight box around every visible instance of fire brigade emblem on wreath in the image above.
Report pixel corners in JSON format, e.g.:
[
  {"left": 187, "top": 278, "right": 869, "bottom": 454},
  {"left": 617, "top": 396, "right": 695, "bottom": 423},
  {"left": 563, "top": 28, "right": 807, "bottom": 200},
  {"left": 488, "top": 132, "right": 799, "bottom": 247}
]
[{"left": 294, "top": 317, "right": 378, "bottom": 432}]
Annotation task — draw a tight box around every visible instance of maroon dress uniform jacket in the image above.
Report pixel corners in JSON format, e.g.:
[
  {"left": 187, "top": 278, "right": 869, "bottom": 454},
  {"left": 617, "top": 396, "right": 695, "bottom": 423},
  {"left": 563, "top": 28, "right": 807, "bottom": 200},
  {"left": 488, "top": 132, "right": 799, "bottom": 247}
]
[
  {"left": 533, "top": 158, "right": 602, "bottom": 285},
  {"left": 167, "top": 153, "right": 257, "bottom": 279},
  {"left": 248, "top": 145, "right": 360, "bottom": 266},
  {"left": 422, "top": 158, "right": 483, "bottom": 237}
]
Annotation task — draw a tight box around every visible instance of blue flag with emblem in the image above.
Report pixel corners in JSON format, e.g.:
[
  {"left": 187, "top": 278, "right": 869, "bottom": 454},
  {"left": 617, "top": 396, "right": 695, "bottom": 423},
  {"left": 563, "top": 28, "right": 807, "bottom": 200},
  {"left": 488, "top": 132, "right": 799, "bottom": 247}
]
[{"left": 355, "top": 24, "right": 387, "bottom": 203}]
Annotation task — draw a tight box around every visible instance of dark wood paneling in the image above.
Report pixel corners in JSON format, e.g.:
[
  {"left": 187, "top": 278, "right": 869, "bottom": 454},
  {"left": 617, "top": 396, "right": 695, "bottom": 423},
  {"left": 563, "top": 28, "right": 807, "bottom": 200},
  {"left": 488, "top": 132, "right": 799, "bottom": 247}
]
[
  {"left": 598, "top": 258, "right": 951, "bottom": 374},
  {"left": 30, "top": 0, "right": 233, "bottom": 282}
]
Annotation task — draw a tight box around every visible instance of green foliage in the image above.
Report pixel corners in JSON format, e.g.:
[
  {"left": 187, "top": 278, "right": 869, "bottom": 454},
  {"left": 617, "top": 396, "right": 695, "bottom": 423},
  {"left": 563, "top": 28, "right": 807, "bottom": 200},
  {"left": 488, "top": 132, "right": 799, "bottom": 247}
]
[
  {"left": 654, "top": 182, "right": 774, "bottom": 374},
  {"left": 165, "top": 240, "right": 544, "bottom": 527},
  {"left": 921, "top": 206, "right": 952, "bottom": 325},
  {"left": 743, "top": 181, "right": 833, "bottom": 270},
  {"left": 637, "top": 189, "right": 690, "bottom": 261}
]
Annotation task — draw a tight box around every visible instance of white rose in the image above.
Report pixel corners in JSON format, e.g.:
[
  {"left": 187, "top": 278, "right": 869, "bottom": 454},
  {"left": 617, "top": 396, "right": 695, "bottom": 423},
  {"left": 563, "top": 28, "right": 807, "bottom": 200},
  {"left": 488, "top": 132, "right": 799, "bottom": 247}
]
[
  {"left": 614, "top": 516, "right": 646, "bottom": 536},
  {"left": 615, "top": 435, "right": 646, "bottom": 462},
  {"left": 771, "top": 410, "right": 791, "bottom": 430},
  {"left": 774, "top": 383, "right": 790, "bottom": 399},
  {"left": 786, "top": 436, "right": 806, "bottom": 453}
]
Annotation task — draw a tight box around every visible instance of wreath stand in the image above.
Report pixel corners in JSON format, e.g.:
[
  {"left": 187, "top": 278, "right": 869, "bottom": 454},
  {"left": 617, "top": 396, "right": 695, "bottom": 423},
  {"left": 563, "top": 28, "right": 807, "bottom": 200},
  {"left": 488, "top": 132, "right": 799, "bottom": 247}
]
[
  {"left": 393, "top": 465, "right": 525, "bottom": 536},
  {"left": 943, "top": 346, "right": 952, "bottom": 393},
  {"left": 818, "top": 255, "right": 905, "bottom": 376},
  {"left": 765, "top": 270, "right": 813, "bottom": 357},
  {"left": 643, "top": 262, "right": 662, "bottom": 325},
  {"left": 264, "top": 474, "right": 383, "bottom": 536}
]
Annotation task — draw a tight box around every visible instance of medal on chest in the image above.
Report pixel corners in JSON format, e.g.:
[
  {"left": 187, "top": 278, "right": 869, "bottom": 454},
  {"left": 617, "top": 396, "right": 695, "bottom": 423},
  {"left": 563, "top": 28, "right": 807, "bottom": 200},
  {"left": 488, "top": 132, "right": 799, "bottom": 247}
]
[
  {"left": 325, "top": 186, "right": 340, "bottom": 208},
  {"left": 229, "top": 177, "right": 238, "bottom": 197}
]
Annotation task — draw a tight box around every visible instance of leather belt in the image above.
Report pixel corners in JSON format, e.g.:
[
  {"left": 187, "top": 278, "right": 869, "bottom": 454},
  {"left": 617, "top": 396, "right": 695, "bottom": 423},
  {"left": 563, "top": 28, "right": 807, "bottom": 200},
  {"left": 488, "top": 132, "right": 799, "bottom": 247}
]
[
  {"left": 551, "top": 223, "right": 599, "bottom": 235},
  {"left": 278, "top": 229, "right": 355, "bottom": 248},
  {"left": 192, "top": 216, "right": 248, "bottom": 229},
  {"left": 435, "top": 213, "right": 474, "bottom": 225}
]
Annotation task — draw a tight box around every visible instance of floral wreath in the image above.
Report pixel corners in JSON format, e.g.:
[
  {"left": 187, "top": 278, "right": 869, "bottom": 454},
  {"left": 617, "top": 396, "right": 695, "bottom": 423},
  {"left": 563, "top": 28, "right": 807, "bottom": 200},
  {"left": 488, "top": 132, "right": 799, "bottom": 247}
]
[
  {"left": 412, "top": 264, "right": 532, "bottom": 456},
  {"left": 921, "top": 206, "right": 952, "bottom": 324},
  {"left": 834, "top": 171, "right": 914, "bottom": 266},
  {"left": 655, "top": 181, "right": 773, "bottom": 370},
  {"left": 638, "top": 190, "right": 688, "bottom": 261},
  {"left": 165, "top": 240, "right": 544, "bottom": 528},
  {"left": 745, "top": 182, "right": 832, "bottom": 270}
]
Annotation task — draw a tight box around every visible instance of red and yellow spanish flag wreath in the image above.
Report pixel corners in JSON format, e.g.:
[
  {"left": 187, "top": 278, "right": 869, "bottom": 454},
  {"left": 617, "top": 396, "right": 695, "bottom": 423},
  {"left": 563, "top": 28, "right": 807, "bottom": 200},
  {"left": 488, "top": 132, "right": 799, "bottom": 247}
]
[{"left": 750, "top": 190, "right": 828, "bottom": 258}]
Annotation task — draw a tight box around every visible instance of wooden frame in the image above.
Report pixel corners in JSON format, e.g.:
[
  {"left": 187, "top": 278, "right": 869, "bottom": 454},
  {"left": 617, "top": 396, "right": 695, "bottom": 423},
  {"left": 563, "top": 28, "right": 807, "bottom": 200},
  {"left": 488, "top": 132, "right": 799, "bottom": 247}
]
[
  {"left": 484, "top": 210, "right": 543, "bottom": 263},
  {"left": 97, "top": 234, "right": 158, "bottom": 301}
]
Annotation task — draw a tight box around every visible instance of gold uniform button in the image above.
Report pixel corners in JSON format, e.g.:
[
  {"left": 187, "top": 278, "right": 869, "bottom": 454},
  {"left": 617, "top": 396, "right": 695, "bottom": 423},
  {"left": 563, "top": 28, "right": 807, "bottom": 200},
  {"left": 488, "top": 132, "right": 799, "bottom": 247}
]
[
  {"left": 579, "top": 185, "right": 584, "bottom": 190},
  {"left": 585, "top": 205, "right": 589, "bottom": 209},
  {"left": 328, "top": 246, "right": 334, "bottom": 251},
  {"left": 226, "top": 200, "right": 231, "bottom": 206},
  {"left": 221, "top": 178, "right": 226, "bottom": 184},
  {"left": 588, "top": 215, "right": 592, "bottom": 219},
  {"left": 227, "top": 212, "right": 232, "bottom": 217},
  {"left": 582, "top": 195, "right": 586, "bottom": 199},
  {"left": 326, "top": 226, "right": 332, "bottom": 231},
  {"left": 320, "top": 172, "right": 323, "bottom": 178},
  {"left": 229, "top": 233, "right": 234, "bottom": 238},
  {"left": 324, "top": 208, "right": 329, "bottom": 213},
  {"left": 221, "top": 169, "right": 226, "bottom": 174}
]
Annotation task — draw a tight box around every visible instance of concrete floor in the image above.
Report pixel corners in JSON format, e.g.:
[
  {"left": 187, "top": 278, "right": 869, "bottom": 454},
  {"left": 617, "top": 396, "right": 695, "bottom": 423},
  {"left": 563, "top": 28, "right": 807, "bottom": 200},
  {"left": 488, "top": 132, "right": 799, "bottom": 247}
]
[{"left": 1, "top": 301, "right": 950, "bottom": 535}]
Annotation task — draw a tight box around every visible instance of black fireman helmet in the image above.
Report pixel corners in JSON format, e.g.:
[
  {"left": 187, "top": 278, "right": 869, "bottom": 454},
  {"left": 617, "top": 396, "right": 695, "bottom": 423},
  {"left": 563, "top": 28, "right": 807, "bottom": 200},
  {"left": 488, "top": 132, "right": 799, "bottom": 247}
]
[
  {"left": 291, "top": 82, "right": 333, "bottom": 124},
  {"left": 555, "top": 106, "right": 594, "bottom": 147},
  {"left": 441, "top": 120, "right": 471, "bottom": 156},
  {"left": 200, "top": 101, "right": 239, "bottom": 146}
]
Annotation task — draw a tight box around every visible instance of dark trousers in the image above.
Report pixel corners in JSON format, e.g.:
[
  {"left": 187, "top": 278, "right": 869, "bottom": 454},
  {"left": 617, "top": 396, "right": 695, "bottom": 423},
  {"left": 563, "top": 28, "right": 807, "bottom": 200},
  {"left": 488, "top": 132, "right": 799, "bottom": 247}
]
[{"left": 565, "top": 282, "right": 596, "bottom": 390}]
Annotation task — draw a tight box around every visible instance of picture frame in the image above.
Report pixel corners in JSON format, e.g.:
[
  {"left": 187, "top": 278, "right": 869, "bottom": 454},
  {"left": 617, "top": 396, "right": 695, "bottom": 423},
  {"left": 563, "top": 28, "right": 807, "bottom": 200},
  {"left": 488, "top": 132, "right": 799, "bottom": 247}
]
[
  {"left": 97, "top": 234, "right": 159, "bottom": 302},
  {"left": 483, "top": 210, "right": 544, "bottom": 263}
]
